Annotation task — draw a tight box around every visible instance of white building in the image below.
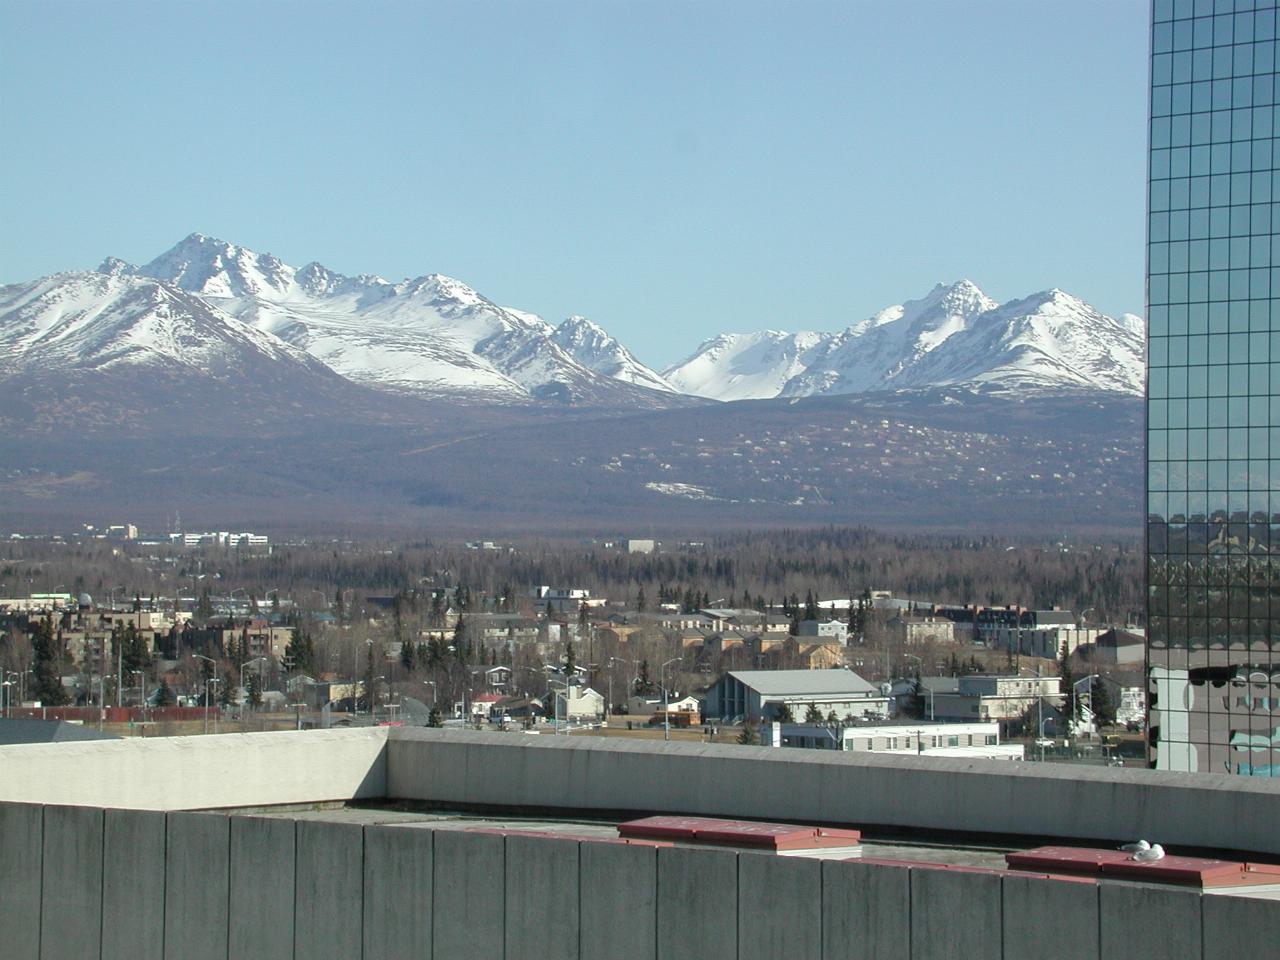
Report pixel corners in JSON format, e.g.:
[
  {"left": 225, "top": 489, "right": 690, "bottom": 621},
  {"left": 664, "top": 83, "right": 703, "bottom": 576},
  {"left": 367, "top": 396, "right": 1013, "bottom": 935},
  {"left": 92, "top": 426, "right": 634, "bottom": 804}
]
[
  {"left": 797, "top": 619, "right": 850, "bottom": 644},
  {"left": 765, "top": 721, "right": 1024, "bottom": 760},
  {"left": 930, "top": 675, "right": 1062, "bottom": 723},
  {"left": 550, "top": 684, "right": 605, "bottom": 721}
]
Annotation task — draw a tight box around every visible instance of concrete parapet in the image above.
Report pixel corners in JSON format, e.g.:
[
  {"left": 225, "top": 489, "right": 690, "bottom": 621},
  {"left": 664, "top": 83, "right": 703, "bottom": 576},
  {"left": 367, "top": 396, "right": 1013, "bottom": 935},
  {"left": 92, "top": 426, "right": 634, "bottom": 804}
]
[
  {"left": 821, "top": 859, "right": 910, "bottom": 960},
  {"left": 579, "top": 838, "right": 659, "bottom": 960},
  {"left": 102, "top": 808, "right": 166, "bottom": 960},
  {"left": 737, "top": 853, "right": 821, "bottom": 960},
  {"left": 657, "top": 845, "right": 737, "bottom": 960},
  {"left": 386, "top": 729, "right": 1280, "bottom": 855},
  {"left": 0, "top": 802, "right": 44, "bottom": 960},
  {"left": 294, "top": 820, "right": 364, "bottom": 960},
  {"left": 910, "top": 866, "right": 1003, "bottom": 960},
  {"left": 40, "top": 804, "right": 104, "bottom": 960},
  {"left": 229, "top": 815, "right": 296, "bottom": 960},
  {"left": 1201, "top": 893, "right": 1280, "bottom": 960},
  {"left": 164, "top": 812, "right": 231, "bottom": 960},
  {"left": 363, "top": 824, "right": 434, "bottom": 960},
  {"left": 433, "top": 829, "right": 505, "bottom": 959},
  {"left": 505, "top": 834, "right": 580, "bottom": 960},
  {"left": 1002, "top": 873, "right": 1099, "bottom": 960},
  {"left": 1099, "top": 881, "right": 1203, "bottom": 960},
  {"left": 0, "top": 728, "right": 389, "bottom": 811}
]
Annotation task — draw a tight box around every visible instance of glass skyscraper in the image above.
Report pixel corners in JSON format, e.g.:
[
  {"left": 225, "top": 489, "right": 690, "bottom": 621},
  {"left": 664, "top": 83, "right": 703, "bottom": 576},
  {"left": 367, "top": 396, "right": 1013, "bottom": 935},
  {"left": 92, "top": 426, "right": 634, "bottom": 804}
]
[{"left": 1148, "top": 0, "right": 1280, "bottom": 775}]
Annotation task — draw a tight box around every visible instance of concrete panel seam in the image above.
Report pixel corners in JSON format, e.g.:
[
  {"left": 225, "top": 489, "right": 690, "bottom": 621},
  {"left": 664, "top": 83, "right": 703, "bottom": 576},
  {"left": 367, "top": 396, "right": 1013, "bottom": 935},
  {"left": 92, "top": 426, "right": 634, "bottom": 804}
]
[
  {"left": 99, "top": 806, "right": 107, "bottom": 960},
  {"left": 38, "top": 805, "right": 45, "bottom": 960},
  {"left": 225, "top": 815, "right": 232, "bottom": 960},
  {"left": 361, "top": 824, "right": 368, "bottom": 960},
  {"left": 292, "top": 819, "right": 299, "bottom": 960}
]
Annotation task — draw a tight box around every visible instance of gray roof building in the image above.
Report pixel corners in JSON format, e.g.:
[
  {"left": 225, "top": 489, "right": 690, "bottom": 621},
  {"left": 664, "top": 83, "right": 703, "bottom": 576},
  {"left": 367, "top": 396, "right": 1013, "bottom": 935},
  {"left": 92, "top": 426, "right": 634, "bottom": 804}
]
[
  {"left": 704, "top": 669, "right": 887, "bottom": 722},
  {"left": 0, "top": 719, "right": 120, "bottom": 745}
]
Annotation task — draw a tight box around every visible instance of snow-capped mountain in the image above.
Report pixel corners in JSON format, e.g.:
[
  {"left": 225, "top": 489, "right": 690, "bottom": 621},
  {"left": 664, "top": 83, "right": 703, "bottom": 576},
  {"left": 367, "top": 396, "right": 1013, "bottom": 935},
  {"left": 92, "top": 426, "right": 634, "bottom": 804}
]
[
  {"left": 662, "top": 280, "right": 1144, "bottom": 400},
  {"left": 0, "top": 266, "right": 334, "bottom": 380},
  {"left": 122, "top": 234, "right": 678, "bottom": 406},
  {"left": 1, "top": 235, "right": 1143, "bottom": 424},
  {"left": 551, "top": 316, "right": 675, "bottom": 393}
]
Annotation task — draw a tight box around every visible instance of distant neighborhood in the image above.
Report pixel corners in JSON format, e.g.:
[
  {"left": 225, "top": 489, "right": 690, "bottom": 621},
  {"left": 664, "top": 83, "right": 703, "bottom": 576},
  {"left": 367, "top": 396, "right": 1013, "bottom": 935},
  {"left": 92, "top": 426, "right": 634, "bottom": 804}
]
[{"left": 0, "top": 527, "right": 1144, "bottom": 765}]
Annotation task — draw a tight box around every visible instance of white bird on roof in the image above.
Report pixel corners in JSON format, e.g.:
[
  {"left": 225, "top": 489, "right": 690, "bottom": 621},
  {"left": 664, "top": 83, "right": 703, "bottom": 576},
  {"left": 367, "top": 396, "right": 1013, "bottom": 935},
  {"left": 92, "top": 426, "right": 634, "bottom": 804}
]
[
  {"left": 1130, "top": 843, "right": 1165, "bottom": 862},
  {"left": 1120, "top": 839, "right": 1150, "bottom": 853}
]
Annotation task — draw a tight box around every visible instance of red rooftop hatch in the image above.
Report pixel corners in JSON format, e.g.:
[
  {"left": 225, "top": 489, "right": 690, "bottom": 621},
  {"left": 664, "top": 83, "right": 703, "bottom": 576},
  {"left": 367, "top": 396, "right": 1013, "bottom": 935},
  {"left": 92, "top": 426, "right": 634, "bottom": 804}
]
[
  {"left": 617, "top": 815, "right": 861, "bottom": 851},
  {"left": 1005, "top": 846, "right": 1133, "bottom": 875}
]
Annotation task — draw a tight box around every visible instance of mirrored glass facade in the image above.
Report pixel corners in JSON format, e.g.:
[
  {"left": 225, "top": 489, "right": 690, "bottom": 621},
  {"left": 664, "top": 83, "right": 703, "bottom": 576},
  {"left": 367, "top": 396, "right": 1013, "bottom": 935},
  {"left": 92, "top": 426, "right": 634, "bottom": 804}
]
[{"left": 1148, "top": 0, "right": 1280, "bottom": 775}]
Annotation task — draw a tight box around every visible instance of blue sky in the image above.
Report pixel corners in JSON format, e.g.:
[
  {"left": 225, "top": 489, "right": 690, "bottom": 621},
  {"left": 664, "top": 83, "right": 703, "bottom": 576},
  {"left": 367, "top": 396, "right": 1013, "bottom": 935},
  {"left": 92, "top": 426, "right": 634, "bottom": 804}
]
[{"left": 2, "top": 1, "right": 1147, "bottom": 368}]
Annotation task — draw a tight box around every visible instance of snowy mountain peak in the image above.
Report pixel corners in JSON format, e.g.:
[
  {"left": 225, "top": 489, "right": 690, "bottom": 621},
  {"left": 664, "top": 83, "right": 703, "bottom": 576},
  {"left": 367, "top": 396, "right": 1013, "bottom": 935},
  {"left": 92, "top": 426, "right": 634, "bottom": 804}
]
[
  {"left": 664, "top": 281, "right": 1142, "bottom": 401},
  {"left": 552, "top": 315, "right": 675, "bottom": 393},
  {"left": 140, "top": 233, "right": 295, "bottom": 299},
  {"left": 96, "top": 256, "right": 133, "bottom": 278}
]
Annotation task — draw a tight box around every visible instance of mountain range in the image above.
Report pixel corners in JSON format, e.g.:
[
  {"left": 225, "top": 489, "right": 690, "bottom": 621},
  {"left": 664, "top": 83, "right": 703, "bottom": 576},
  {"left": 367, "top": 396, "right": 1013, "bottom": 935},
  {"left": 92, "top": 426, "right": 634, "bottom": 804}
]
[
  {"left": 0, "top": 234, "right": 1145, "bottom": 536},
  {"left": 1, "top": 233, "right": 1143, "bottom": 411}
]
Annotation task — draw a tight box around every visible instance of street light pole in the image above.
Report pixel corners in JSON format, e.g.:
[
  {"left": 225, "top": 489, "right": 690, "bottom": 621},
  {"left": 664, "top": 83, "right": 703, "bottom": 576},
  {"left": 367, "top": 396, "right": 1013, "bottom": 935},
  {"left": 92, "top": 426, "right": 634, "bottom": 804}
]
[
  {"left": 605, "top": 656, "right": 636, "bottom": 719},
  {"left": 209, "top": 678, "right": 221, "bottom": 734},
  {"left": 661, "top": 656, "right": 681, "bottom": 742},
  {"left": 193, "top": 654, "right": 216, "bottom": 735},
  {"left": 132, "top": 670, "right": 144, "bottom": 729}
]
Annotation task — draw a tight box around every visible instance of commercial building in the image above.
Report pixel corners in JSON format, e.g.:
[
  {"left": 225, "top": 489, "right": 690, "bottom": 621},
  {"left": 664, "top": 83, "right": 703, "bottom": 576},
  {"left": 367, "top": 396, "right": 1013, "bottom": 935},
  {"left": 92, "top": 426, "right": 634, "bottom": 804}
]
[
  {"left": 703, "top": 669, "right": 889, "bottom": 722},
  {"left": 929, "top": 675, "right": 1061, "bottom": 724},
  {"left": 1147, "top": 0, "right": 1280, "bottom": 775}
]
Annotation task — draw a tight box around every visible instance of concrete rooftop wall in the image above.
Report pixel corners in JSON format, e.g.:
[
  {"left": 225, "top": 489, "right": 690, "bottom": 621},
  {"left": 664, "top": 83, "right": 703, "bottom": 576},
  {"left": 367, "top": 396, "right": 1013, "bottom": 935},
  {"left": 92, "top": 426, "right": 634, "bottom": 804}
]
[
  {"left": 1, "top": 729, "right": 1278, "bottom": 958},
  {"left": 0, "top": 727, "right": 388, "bottom": 810},
  {"left": 1, "top": 802, "right": 1274, "bottom": 960},
  {"left": 387, "top": 729, "right": 1280, "bottom": 855}
]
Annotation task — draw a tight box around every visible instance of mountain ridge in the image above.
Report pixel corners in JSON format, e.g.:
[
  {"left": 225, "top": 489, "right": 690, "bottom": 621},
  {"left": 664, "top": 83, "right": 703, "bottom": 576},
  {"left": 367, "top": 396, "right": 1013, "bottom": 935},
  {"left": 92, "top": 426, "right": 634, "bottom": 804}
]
[{"left": 5, "top": 234, "right": 1144, "bottom": 411}]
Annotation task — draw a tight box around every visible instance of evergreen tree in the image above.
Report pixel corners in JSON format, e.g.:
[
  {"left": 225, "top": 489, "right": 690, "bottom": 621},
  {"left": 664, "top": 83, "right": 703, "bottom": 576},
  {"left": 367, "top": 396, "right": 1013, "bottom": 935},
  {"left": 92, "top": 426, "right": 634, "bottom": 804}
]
[
  {"left": 155, "top": 678, "right": 175, "bottom": 707},
  {"left": 284, "top": 629, "right": 315, "bottom": 675},
  {"left": 804, "top": 590, "right": 819, "bottom": 621},
  {"left": 30, "top": 614, "right": 68, "bottom": 705},
  {"left": 400, "top": 636, "right": 416, "bottom": 673},
  {"left": 1091, "top": 676, "right": 1116, "bottom": 727},
  {"left": 218, "top": 670, "right": 235, "bottom": 708},
  {"left": 634, "top": 659, "right": 655, "bottom": 695},
  {"left": 1058, "top": 640, "right": 1077, "bottom": 719},
  {"left": 774, "top": 701, "right": 795, "bottom": 723},
  {"left": 426, "top": 705, "right": 443, "bottom": 727},
  {"left": 636, "top": 586, "right": 647, "bottom": 612},
  {"left": 196, "top": 586, "right": 214, "bottom": 621},
  {"left": 246, "top": 670, "right": 263, "bottom": 709},
  {"left": 737, "top": 720, "right": 760, "bottom": 745},
  {"left": 125, "top": 624, "right": 151, "bottom": 673},
  {"left": 453, "top": 616, "right": 467, "bottom": 662},
  {"left": 564, "top": 640, "right": 576, "bottom": 676},
  {"left": 803, "top": 702, "right": 824, "bottom": 723}
]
